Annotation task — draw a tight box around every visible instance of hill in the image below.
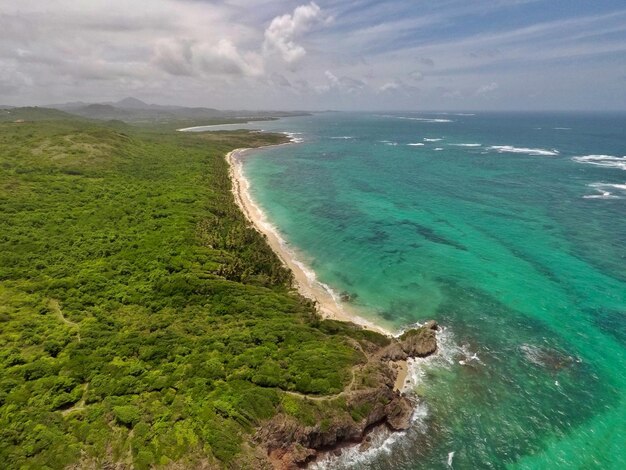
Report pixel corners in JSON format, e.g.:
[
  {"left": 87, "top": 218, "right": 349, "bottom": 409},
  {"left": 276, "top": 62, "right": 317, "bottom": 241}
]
[
  {"left": 0, "top": 106, "right": 77, "bottom": 122},
  {"left": 48, "top": 97, "right": 309, "bottom": 125},
  {"left": 69, "top": 103, "right": 132, "bottom": 120},
  {"left": 115, "top": 97, "right": 151, "bottom": 109}
]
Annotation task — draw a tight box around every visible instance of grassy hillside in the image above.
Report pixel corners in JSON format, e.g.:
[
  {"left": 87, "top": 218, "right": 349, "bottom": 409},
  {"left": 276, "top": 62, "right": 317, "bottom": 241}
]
[
  {"left": 0, "top": 116, "right": 380, "bottom": 468},
  {"left": 0, "top": 107, "right": 77, "bottom": 122}
]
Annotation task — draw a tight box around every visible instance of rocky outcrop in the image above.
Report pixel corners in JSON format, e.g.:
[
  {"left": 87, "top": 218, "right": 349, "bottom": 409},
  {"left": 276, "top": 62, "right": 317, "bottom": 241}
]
[
  {"left": 380, "top": 320, "right": 438, "bottom": 361},
  {"left": 256, "top": 321, "right": 439, "bottom": 469},
  {"left": 399, "top": 324, "right": 438, "bottom": 357}
]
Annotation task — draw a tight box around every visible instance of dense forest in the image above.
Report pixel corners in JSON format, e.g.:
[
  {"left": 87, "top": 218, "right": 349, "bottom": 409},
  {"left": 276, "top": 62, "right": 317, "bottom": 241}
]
[{"left": 0, "top": 112, "right": 389, "bottom": 468}]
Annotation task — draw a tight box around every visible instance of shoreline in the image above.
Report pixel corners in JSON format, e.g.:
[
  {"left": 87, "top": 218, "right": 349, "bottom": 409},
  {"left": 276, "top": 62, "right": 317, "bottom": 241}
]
[
  {"left": 226, "top": 146, "right": 391, "bottom": 336},
  {"left": 223, "top": 140, "right": 442, "bottom": 469}
]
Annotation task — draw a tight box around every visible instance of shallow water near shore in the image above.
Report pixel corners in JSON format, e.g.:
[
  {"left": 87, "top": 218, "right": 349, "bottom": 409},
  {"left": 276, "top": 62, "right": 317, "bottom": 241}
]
[{"left": 195, "top": 112, "right": 625, "bottom": 468}]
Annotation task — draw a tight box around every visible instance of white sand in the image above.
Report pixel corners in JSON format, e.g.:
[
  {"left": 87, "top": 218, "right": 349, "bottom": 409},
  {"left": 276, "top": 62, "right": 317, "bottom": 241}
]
[{"left": 226, "top": 147, "right": 390, "bottom": 336}]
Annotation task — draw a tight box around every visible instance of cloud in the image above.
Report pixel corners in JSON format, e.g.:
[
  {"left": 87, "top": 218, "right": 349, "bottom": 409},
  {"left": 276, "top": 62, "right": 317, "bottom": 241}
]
[
  {"left": 317, "top": 70, "right": 366, "bottom": 93},
  {"left": 197, "top": 40, "right": 263, "bottom": 76},
  {"left": 0, "top": 0, "right": 624, "bottom": 110},
  {"left": 324, "top": 70, "right": 340, "bottom": 85},
  {"left": 268, "top": 73, "right": 293, "bottom": 88},
  {"left": 379, "top": 81, "right": 401, "bottom": 92},
  {"left": 437, "top": 86, "right": 462, "bottom": 99},
  {"left": 153, "top": 38, "right": 263, "bottom": 77},
  {"left": 263, "top": 2, "right": 328, "bottom": 63},
  {"left": 476, "top": 82, "right": 499, "bottom": 95},
  {"left": 153, "top": 39, "right": 194, "bottom": 76},
  {"left": 0, "top": 65, "right": 33, "bottom": 94},
  {"left": 409, "top": 71, "right": 424, "bottom": 81},
  {"left": 469, "top": 48, "right": 501, "bottom": 59}
]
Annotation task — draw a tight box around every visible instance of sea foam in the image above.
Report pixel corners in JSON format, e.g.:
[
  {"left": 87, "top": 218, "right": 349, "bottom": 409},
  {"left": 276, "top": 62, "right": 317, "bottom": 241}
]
[
  {"left": 400, "top": 117, "right": 453, "bottom": 123},
  {"left": 378, "top": 114, "right": 453, "bottom": 123},
  {"left": 283, "top": 132, "right": 304, "bottom": 143},
  {"left": 424, "top": 138, "right": 443, "bottom": 142},
  {"left": 572, "top": 155, "right": 626, "bottom": 171},
  {"left": 489, "top": 145, "right": 559, "bottom": 156},
  {"left": 450, "top": 143, "right": 481, "bottom": 147},
  {"left": 583, "top": 182, "right": 626, "bottom": 199},
  {"left": 311, "top": 325, "right": 467, "bottom": 470}
]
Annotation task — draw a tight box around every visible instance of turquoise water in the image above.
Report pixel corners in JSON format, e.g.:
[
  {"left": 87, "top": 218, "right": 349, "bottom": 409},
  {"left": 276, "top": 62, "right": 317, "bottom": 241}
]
[{"left": 209, "top": 112, "right": 625, "bottom": 468}]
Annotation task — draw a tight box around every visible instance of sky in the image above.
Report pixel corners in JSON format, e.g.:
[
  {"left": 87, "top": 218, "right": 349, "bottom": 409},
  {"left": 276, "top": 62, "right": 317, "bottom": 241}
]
[{"left": 1, "top": 0, "right": 626, "bottom": 111}]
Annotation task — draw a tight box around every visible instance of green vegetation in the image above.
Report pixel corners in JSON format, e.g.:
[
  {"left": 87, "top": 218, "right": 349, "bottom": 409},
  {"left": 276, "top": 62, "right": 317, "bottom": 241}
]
[
  {"left": 0, "top": 107, "right": 77, "bottom": 122},
  {"left": 0, "top": 112, "right": 381, "bottom": 468}
]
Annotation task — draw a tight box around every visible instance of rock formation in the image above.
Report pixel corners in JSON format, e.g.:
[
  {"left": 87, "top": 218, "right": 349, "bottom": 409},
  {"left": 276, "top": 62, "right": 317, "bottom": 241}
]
[{"left": 257, "top": 321, "right": 439, "bottom": 469}]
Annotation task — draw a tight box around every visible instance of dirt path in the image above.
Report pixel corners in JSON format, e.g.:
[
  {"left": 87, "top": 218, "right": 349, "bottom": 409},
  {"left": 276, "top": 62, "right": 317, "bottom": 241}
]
[
  {"left": 281, "top": 340, "right": 371, "bottom": 402},
  {"left": 49, "top": 299, "right": 81, "bottom": 342},
  {"left": 61, "top": 383, "right": 89, "bottom": 416},
  {"left": 280, "top": 340, "right": 408, "bottom": 402},
  {"left": 282, "top": 366, "right": 361, "bottom": 402}
]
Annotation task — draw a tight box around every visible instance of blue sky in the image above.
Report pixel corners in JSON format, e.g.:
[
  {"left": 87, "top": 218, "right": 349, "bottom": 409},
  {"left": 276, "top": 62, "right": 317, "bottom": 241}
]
[{"left": 1, "top": 0, "right": 625, "bottom": 110}]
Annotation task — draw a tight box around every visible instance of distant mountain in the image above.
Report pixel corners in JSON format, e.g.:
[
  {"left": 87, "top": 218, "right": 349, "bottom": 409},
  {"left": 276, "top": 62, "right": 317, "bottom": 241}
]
[
  {"left": 48, "top": 101, "right": 88, "bottom": 110},
  {"left": 71, "top": 104, "right": 133, "bottom": 120},
  {"left": 44, "top": 97, "right": 310, "bottom": 123},
  {"left": 114, "top": 97, "right": 150, "bottom": 109},
  {"left": 68, "top": 102, "right": 213, "bottom": 121},
  {"left": 0, "top": 106, "right": 77, "bottom": 122},
  {"left": 111, "top": 97, "right": 222, "bottom": 115}
]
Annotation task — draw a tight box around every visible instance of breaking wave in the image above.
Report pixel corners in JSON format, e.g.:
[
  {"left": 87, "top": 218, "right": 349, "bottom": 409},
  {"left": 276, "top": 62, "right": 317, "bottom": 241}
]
[
  {"left": 583, "top": 182, "right": 626, "bottom": 199},
  {"left": 489, "top": 145, "right": 560, "bottom": 156},
  {"left": 284, "top": 132, "right": 304, "bottom": 143},
  {"left": 311, "top": 325, "right": 480, "bottom": 470},
  {"left": 572, "top": 155, "right": 626, "bottom": 171},
  {"left": 377, "top": 114, "right": 453, "bottom": 123}
]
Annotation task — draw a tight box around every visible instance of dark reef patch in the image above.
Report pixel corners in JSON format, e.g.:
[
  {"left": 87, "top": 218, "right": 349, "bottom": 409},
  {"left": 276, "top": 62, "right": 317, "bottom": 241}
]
[{"left": 400, "top": 219, "right": 467, "bottom": 252}]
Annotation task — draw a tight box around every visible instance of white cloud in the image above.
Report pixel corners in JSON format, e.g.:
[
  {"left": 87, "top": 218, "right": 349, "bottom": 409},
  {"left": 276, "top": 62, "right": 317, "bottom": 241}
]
[
  {"left": 197, "top": 40, "right": 263, "bottom": 77},
  {"left": 152, "top": 38, "right": 263, "bottom": 77},
  {"left": 409, "top": 71, "right": 424, "bottom": 81},
  {"left": 263, "top": 2, "right": 328, "bottom": 63},
  {"left": 268, "top": 73, "right": 292, "bottom": 88},
  {"left": 476, "top": 82, "right": 499, "bottom": 95},
  {"left": 0, "top": 0, "right": 624, "bottom": 110},
  {"left": 379, "top": 81, "right": 401, "bottom": 92},
  {"left": 325, "top": 70, "right": 340, "bottom": 86},
  {"left": 153, "top": 38, "right": 194, "bottom": 76},
  {"left": 316, "top": 70, "right": 366, "bottom": 94}
]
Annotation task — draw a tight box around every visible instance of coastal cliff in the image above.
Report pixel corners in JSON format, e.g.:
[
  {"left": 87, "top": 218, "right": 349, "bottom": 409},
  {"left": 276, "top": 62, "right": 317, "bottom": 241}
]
[{"left": 258, "top": 321, "right": 439, "bottom": 469}]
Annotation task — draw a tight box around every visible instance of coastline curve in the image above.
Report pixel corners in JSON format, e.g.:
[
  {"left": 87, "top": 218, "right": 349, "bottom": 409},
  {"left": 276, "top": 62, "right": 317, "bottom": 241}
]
[{"left": 226, "top": 146, "right": 391, "bottom": 336}]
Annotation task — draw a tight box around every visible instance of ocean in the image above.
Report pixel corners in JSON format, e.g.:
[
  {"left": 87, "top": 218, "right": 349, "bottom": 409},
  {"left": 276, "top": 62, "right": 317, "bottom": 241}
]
[{"left": 190, "top": 112, "right": 626, "bottom": 469}]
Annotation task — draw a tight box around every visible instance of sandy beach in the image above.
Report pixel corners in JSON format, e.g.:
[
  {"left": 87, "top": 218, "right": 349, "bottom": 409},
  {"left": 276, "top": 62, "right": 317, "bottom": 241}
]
[{"left": 226, "top": 147, "right": 391, "bottom": 336}]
